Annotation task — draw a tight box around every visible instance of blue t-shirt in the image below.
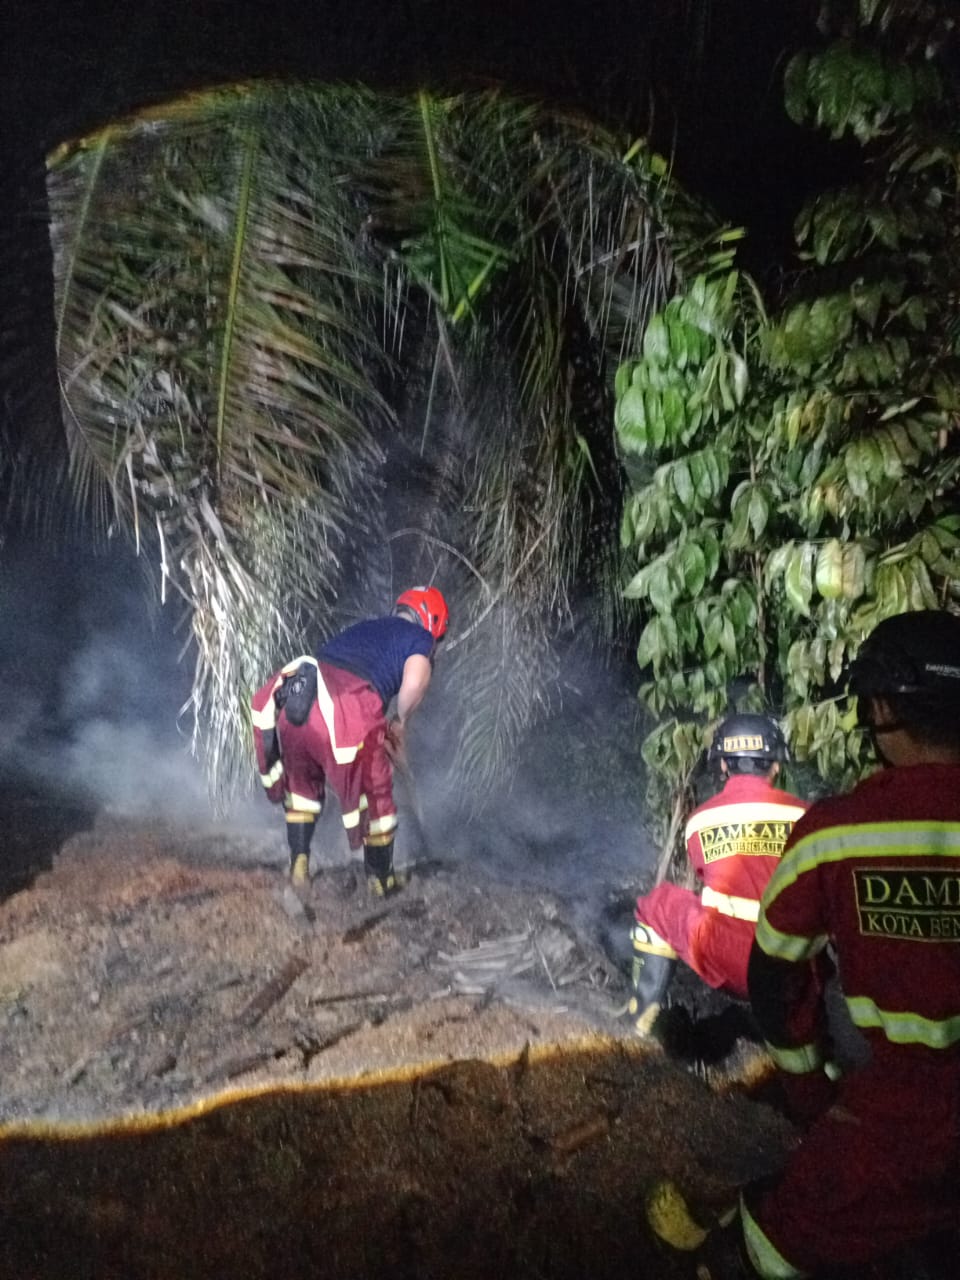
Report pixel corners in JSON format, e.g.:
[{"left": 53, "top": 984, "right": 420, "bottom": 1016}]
[{"left": 317, "top": 616, "right": 434, "bottom": 708}]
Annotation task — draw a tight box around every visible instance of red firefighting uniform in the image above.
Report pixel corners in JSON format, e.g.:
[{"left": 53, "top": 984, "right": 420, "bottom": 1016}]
[
  {"left": 742, "top": 764, "right": 960, "bottom": 1278},
  {"left": 635, "top": 774, "right": 807, "bottom": 997},
  {"left": 251, "top": 658, "right": 395, "bottom": 850}
]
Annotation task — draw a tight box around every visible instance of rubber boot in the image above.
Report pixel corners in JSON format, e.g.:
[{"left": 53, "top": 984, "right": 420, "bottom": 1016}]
[
  {"left": 286, "top": 815, "right": 316, "bottom": 889},
  {"left": 647, "top": 1184, "right": 748, "bottom": 1276},
  {"left": 628, "top": 921, "right": 677, "bottom": 1037},
  {"left": 363, "top": 839, "right": 400, "bottom": 897}
]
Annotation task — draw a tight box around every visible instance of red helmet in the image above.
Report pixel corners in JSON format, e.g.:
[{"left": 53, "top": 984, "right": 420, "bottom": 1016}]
[{"left": 395, "top": 585, "right": 449, "bottom": 640}]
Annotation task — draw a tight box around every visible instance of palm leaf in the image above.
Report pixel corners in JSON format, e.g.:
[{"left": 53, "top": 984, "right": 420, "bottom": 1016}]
[
  {"left": 48, "top": 83, "right": 731, "bottom": 803},
  {"left": 49, "top": 84, "right": 393, "bottom": 788}
]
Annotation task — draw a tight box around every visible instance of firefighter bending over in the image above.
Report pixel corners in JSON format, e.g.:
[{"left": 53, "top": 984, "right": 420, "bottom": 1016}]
[
  {"left": 251, "top": 586, "right": 448, "bottom": 896},
  {"left": 740, "top": 610, "right": 960, "bottom": 1278},
  {"left": 629, "top": 714, "right": 807, "bottom": 1036}
]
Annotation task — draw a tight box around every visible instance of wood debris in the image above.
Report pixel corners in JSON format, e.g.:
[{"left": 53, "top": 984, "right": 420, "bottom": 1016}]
[{"left": 235, "top": 953, "right": 310, "bottom": 1029}]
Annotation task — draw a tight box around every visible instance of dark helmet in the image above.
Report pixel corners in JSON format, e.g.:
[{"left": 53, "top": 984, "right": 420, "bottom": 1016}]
[
  {"left": 394, "top": 585, "right": 449, "bottom": 640},
  {"left": 708, "top": 713, "right": 788, "bottom": 767},
  {"left": 849, "top": 610, "right": 960, "bottom": 717}
]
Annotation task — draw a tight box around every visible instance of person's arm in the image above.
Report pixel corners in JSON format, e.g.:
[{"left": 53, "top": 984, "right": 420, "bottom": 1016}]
[
  {"left": 748, "top": 942, "right": 825, "bottom": 1065},
  {"left": 386, "top": 654, "right": 432, "bottom": 769},
  {"left": 395, "top": 654, "right": 432, "bottom": 725},
  {"left": 748, "top": 940, "right": 836, "bottom": 1125}
]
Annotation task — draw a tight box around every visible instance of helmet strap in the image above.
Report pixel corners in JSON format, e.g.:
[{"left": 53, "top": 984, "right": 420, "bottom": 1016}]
[{"left": 869, "top": 723, "right": 904, "bottom": 768}]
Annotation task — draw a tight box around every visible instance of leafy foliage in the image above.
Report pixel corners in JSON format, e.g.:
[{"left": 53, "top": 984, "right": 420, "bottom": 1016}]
[{"left": 617, "top": 0, "right": 960, "bottom": 863}]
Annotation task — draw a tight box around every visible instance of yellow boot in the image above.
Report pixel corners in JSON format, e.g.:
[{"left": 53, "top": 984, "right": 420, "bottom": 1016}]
[
  {"left": 363, "top": 839, "right": 401, "bottom": 897},
  {"left": 645, "top": 1180, "right": 709, "bottom": 1251}
]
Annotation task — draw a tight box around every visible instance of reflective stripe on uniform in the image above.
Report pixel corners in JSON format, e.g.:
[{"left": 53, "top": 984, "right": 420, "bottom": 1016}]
[
  {"left": 758, "top": 821, "right": 960, "bottom": 960},
  {"left": 251, "top": 688, "right": 281, "bottom": 731},
  {"left": 311, "top": 660, "right": 362, "bottom": 764},
  {"left": 685, "top": 801, "right": 807, "bottom": 844},
  {"left": 845, "top": 996, "right": 960, "bottom": 1050},
  {"left": 754, "top": 916, "right": 829, "bottom": 964},
  {"left": 764, "top": 1040, "right": 823, "bottom": 1074},
  {"left": 264, "top": 655, "right": 364, "bottom": 765},
  {"left": 632, "top": 923, "right": 678, "bottom": 959},
  {"left": 368, "top": 813, "right": 398, "bottom": 836},
  {"left": 342, "top": 807, "right": 361, "bottom": 829},
  {"left": 701, "top": 885, "right": 760, "bottom": 921},
  {"left": 763, "top": 822, "right": 960, "bottom": 911},
  {"left": 740, "top": 1195, "right": 808, "bottom": 1280},
  {"left": 284, "top": 791, "right": 322, "bottom": 814},
  {"left": 260, "top": 759, "right": 284, "bottom": 788}
]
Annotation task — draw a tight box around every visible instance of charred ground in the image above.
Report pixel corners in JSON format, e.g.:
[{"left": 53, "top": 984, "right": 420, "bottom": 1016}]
[
  {"left": 0, "top": 808, "right": 788, "bottom": 1280},
  {"left": 1, "top": 806, "right": 957, "bottom": 1279}
]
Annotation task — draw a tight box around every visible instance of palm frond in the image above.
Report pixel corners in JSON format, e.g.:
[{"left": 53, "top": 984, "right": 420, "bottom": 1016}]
[
  {"left": 49, "top": 83, "right": 395, "bottom": 788},
  {"left": 48, "top": 82, "right": 733, "bottom": 802}
]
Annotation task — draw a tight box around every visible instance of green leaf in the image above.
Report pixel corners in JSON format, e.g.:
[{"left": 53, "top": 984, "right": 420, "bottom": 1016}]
[
  {"left": 623, "top": 563, "right": 651, "bottom": 600},
  {"left": 719, "top": 615, "right": 737, "bottom": 661},
  {"left": 614, "top": 361, "right": 635, "bottom": 400},
  {"left": 764, "top": 540, "right": 795, "bottom": 587},
  {"left": 615, "top": 385, "right": 648, "bottom": 453},
  {"left": 679, "top": 541, "right": 708, "bottom": 597},
  {"left": 662, "top": 386, "right": 686, "bottom": 442},
  {"left": 642, "top": 315, "right": 671, "bottom": 365},
  {"left": 841, "top": 542, "right": 867, "bottom": 600},
  {"left": 784, "top": 543, "right": 815, "bottom": 617},
  {"left": 703, "top": 608, "right": 724, "bottom": 657},
  {"left": 636, "top": 617, "right": 662, "bottom": 669},
  {"left": 784, "top": 51, "right": 811, "bottom": 125},
  {"left": 672, "top": 458, "right": 695, "bottom": 508},
  {"left": 747, "top": 485, "right": 770, "bottom": 540},
  {"left": 815, "top": 539, "right": 844, "bottom": 600},
  {"left": 844, "top": 440, "right": 870, "bottom": 499},
  {"left": 730, "top": 352, "right": 748, "bottom": 405},
  {"left": 667, "top": 319, "right": 689, "bottom": 370}
]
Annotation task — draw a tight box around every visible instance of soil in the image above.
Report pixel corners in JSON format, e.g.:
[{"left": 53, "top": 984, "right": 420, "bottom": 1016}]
[{"left": 0, "top": 814, "right": 949, "bottom": 1279}]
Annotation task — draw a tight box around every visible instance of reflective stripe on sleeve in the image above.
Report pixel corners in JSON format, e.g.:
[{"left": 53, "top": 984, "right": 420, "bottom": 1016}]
[
  {"left": 754, "top": 915, "right": 829, "bottom": 963},
  {"left": 259, "top": 760, "right": 284, "bottom": 788},
  {"left": 740, "top": 1195, "right": 809, "bottom": 1280},
  {"left": 701, "top": 885, "right": 760, "bottom": 921},
  {"left": 764, "top": 1040, "right": 823, "bottom": 1074},
  {"left": 342, "top": 807, "right": 361, "bottom": 829},
  {"left": 846, "top": 996, "right": 960, "bottom": 1050}
]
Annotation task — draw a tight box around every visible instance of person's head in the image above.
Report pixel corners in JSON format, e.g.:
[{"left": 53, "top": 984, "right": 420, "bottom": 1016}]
[
  {"left": 708, "top": 713, "right": 788, "bottom": 781},
  {"left": 849, "top": 610, "right": 960, "bottom": 765},
  {"left": 393, "top": 585, "right": 449, "bottom": 642}
]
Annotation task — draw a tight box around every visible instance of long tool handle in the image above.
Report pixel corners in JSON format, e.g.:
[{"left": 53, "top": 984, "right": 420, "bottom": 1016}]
[{"left": 394, "top": 758, "right": 430, "bottom": 857}]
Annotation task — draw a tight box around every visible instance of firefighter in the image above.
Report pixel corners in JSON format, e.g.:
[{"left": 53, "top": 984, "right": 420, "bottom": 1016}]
[
  {"left": 250, "top": 586, "right": 448, "bottom": 895},
  {"left": 740, "top": 610, "right": 960, "bottom": 1277},
  {"left": 629, "top": 713, "right": 807, "bottom": 1036}
]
